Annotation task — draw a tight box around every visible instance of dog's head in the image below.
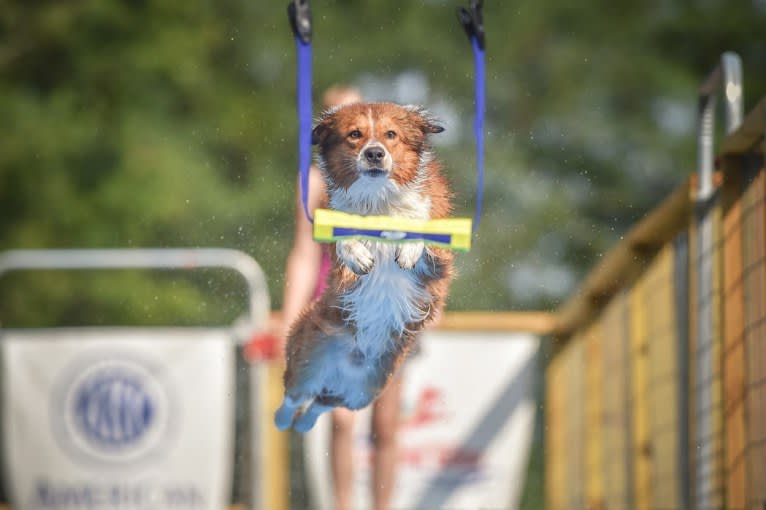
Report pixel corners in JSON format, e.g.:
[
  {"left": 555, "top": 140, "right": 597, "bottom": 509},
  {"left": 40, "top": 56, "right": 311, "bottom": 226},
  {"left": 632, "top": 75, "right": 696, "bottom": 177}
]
[{"left": 312, "top": 102, "right": 444, "bottom": 190}]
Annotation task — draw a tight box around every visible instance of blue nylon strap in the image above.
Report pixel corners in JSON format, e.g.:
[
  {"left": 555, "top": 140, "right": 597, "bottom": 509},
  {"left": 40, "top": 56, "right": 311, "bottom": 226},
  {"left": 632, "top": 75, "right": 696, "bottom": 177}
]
[
  {"left": 296, "top": 36, "right": 314, "bottom": 224},
  {"left": 471, "top": 35, "right": 485, "bottom": 233}
]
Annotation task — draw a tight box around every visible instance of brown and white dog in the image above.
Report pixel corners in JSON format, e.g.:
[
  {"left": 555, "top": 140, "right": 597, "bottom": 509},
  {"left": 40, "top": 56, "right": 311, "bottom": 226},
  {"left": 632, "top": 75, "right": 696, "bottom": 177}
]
[{"left": 275, "top": 102, "right": 454, "bottom": 432}]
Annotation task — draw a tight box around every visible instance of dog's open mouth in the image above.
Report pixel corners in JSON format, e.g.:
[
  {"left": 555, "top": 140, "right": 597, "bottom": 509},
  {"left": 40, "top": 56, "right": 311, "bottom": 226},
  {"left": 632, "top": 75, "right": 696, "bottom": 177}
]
[{"left": 362, "top": 168, "right": 388, "bottom": 178}]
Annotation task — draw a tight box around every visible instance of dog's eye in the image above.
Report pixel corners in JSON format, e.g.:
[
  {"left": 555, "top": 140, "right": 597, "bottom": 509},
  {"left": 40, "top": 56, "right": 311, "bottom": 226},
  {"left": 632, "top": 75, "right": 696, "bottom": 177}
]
[
  {"left": 348, "top": 129, "right": 362, "bottom": 139},
  {"left": 385, "top": 130, "right": 397, "bottom": 140}
]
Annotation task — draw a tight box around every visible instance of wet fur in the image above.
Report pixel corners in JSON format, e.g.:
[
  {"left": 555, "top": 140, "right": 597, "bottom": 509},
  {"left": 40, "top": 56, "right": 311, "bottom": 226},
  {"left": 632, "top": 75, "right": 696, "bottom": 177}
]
[{"left": 275, "top": 103, "right": 454, "bottom": 432}]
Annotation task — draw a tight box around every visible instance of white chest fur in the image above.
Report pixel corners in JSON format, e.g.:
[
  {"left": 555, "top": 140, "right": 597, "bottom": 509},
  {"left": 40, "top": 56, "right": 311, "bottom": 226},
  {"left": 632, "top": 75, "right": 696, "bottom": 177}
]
[
  {"left": 330, "top": 176, "right": 432, "bottom": 219},
  {"left": 339, "top": 243, "right": 429, "bottom": 357}
]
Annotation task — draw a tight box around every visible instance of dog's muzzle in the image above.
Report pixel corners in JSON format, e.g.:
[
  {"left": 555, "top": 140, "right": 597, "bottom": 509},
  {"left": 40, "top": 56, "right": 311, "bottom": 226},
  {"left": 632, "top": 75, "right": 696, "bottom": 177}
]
[{"left": 359, "top": 143, "right": 391, "bottom": 177}]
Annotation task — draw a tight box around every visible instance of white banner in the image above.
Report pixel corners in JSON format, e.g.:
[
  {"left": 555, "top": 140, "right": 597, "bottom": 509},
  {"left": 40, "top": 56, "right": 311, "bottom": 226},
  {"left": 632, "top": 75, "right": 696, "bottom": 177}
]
[
  {"left": 1, "top": 328, "right": 236, "bottom": 510},
  {"left": 305, "top": 331, "right": 539, "bottom": 510}
]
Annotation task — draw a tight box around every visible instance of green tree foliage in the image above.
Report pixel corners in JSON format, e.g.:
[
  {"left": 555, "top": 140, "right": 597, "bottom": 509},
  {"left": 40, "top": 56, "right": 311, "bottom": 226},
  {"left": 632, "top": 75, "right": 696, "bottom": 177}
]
[{"left": 1, "top": 0, "right": 764, "bottom": 326}]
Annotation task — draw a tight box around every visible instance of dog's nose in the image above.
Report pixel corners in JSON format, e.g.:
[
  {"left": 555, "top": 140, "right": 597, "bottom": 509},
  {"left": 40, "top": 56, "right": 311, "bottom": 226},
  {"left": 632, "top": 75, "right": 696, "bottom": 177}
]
[{"left": 364, "top": 146, "right": 386, "bottom": 165}]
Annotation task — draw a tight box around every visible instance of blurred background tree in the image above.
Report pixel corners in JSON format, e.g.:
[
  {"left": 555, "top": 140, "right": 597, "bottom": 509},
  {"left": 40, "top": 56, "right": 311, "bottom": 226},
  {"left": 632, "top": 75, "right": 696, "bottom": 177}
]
[{"left": 0, "top": 0, "right": 764, "bottom": 321}]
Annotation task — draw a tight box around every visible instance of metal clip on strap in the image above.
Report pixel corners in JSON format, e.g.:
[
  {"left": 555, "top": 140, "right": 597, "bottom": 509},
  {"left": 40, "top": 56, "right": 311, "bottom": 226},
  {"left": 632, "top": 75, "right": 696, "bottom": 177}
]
[
  {"left": 288, "top": 0, "right": 312, "bottom": 44},
  {"left": 457, "top": 0, "right": 485, "bottom": 50}
]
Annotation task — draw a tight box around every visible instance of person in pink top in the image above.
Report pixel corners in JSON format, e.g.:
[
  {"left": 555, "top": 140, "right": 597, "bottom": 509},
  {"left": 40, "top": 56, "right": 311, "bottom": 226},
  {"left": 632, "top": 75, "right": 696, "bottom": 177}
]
[{"left": 279, "top": 85, "right": 403, "bottom": 510}]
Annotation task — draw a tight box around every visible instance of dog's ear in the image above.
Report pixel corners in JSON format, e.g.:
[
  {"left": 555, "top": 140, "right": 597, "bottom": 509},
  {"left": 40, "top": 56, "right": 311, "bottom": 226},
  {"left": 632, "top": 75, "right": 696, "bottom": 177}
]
[
  {"left": 311, "top": 123, "right": 327, "bottom": 145},
  {"left": 313, "top": 107, "right": 343, "bottom": 145},
  {"left": 404, "top": 105, "right": 445, "bottom": 135},
  {"left": 424, "top": 122, "right": 445, "bottom": 134}
]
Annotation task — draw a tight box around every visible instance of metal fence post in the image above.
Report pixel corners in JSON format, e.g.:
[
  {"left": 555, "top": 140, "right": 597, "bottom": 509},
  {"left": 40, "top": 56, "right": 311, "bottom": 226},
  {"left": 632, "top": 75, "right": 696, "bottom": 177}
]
[{"left": 693, "top": 52, "right": 743, "bottom": 510}]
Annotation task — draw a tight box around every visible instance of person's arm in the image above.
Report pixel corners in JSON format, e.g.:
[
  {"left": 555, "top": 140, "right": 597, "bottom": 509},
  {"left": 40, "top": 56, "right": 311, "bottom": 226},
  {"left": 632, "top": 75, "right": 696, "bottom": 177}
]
[{"left": 280, "top": 166, "right": 326, "bottom": 340}]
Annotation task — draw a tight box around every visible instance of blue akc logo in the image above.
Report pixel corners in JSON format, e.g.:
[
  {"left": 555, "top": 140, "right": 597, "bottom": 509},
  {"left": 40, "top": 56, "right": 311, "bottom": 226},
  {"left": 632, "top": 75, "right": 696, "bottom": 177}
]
[
  {"left": 73, "top": 371, "right": 155, "bottom": 451},
  {"left": 52, "top": 353, "right": 173, "bottom": 468}
]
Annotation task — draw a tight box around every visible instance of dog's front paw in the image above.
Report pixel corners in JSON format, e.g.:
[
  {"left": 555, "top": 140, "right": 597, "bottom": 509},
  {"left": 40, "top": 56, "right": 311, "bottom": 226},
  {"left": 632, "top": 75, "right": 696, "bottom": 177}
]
[
  {"left": 337, "top": 240, "right": 374, "bottom": 275},
  {"left": 395, "top": 241, "right": 424, "bottom": 270}
]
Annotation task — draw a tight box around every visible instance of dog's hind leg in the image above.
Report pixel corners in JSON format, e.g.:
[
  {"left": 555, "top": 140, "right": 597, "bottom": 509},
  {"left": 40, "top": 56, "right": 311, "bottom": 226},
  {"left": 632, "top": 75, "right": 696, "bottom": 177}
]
[
  {"left": 275, "top": 393, "right": 321, "bottom": 431},
  {"left": 275, "top": 395, "right": 305, "bottom": 430},
  {"left": 278, "top": 307, "right": 354, "bottom": 431},
  {"left": 293, "top": 400, "right": 333, "bottom": 433},
  {"left": 275, "top": 339, "right": 338, "bottom": 430}
]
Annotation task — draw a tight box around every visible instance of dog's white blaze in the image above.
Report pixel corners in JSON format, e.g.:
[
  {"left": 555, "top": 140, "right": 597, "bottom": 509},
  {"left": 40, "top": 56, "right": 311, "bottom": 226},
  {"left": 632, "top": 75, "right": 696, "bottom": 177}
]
[{"left": 367, "top": 107, "right": 375, "bottom": 137}]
